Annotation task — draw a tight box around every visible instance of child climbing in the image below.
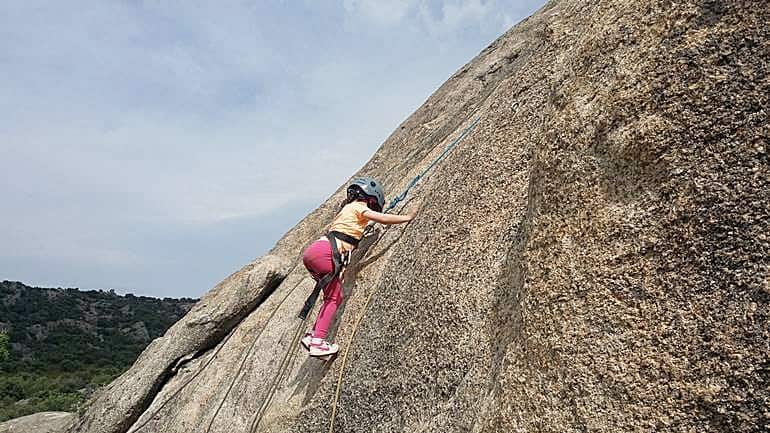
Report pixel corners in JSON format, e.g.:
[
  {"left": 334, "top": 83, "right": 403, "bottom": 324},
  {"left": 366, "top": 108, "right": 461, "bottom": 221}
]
[{"left": 300, "top": 176, "right": 416, "bottom": 357}]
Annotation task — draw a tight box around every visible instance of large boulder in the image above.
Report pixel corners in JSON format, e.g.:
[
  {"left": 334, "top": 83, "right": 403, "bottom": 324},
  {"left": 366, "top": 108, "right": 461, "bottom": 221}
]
[
  {"left": 68, "top": 1, "right": 769, "bottom": 432},
  {"left": 68, "top": 254, "right": 292, "bottom": 433},
  {"left": 0, "top": 412, "right": 74, "bottom": 433}
]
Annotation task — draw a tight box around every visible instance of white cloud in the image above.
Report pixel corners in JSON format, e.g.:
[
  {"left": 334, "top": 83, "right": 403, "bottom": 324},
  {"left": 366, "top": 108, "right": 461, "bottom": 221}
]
[
  {"left": 0, "top": 0, "right": 545, "bottom": 296},
  {"left": 418, "top": 0, "right": 525, "bottom": 36},
  {"left": 343, "top": 0, "right": 415, "bottom": 25},
  {"left": 341, "top": 0, "right": 525, "bottom": 35}
]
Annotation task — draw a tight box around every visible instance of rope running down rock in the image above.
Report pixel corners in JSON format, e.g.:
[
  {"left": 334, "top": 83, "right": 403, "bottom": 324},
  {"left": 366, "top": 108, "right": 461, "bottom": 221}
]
[
  {"left": 130, "top": 262, "right": 300, "bottom": 433},
  {"left": 246, "top": 116, "right": 482, "bottom": 433},
  {"left": 384, "top": 116, "right": 481, "bottom": 212},
  {"left": 328, "top": 116, "right": 482, "bottom": 433}
]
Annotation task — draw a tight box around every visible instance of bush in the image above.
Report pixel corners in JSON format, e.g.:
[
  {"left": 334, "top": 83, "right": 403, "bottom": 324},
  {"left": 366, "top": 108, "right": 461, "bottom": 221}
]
[
  {"left": 0, "top": 281, "right": 195, "bottom": 422},
  {"left": 0, "top": 332, "right": 9, "bottom": 363}
]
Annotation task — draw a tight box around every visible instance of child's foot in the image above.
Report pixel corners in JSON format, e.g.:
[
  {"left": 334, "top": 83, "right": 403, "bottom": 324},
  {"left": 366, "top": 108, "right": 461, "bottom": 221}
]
[
  {"left": 309, "top": 338, "right": 339, "bottom": 357},
  {"left": 300, "top": 332, "right": 313, "bottom": 351}
]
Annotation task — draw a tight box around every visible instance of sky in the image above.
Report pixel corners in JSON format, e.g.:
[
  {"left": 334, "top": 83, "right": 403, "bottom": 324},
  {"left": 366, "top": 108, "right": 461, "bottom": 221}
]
[{"left": 0, "top": 0, "right": 545, "bottom": 298}]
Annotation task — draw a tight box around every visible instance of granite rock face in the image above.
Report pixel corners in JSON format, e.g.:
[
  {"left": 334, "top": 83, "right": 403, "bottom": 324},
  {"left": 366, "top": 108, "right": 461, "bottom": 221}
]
[
  {"left": 0, "top": 412, "right": 75, "bottom": 433},
  {"left": 61, "top": 1, "right": 768, "bottom": 432},
  {"left": 68, "top": 255, "right": 291, "bottom": 433}
]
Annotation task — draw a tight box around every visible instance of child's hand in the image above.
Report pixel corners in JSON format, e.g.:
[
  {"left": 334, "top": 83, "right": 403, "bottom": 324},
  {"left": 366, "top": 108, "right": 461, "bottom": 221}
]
[{"left": 363, "top": 208, "right": 417, "bottom": 225}]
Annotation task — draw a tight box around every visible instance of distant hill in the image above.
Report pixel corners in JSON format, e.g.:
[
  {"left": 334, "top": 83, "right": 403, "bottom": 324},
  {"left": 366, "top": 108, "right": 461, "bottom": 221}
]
[{"left": 0, "top": 280, "right": 196, "bottom": 422}]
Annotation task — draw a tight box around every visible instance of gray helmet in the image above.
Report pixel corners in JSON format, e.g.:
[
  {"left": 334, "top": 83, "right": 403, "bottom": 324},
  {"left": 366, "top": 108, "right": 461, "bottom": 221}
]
[{"left": 348, "top": 176, "right": 384, "bottom": 211}]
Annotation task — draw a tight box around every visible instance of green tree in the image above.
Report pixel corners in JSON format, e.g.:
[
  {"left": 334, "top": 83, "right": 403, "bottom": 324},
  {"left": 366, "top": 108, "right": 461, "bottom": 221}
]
[
  {"left": 0, "top": 281, "right": 196, "bottom": 421},
  {"left": 0, "top": 332, "right": 9, "bottom": 363}
]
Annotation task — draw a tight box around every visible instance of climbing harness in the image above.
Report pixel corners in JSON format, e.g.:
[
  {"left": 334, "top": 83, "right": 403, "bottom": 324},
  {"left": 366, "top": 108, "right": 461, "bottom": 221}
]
[{"left": 297, "top": 231, "right": 358, "bottom": 320}]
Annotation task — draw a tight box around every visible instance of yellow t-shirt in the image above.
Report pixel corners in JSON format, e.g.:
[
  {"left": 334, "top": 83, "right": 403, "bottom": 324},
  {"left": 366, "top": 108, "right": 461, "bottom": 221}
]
[{"left": 329, "top": 201, "right": 370, "bottom": 252}]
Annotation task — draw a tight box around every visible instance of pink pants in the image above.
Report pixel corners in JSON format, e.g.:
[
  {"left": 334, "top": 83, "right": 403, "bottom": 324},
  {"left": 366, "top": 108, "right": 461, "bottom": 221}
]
[{"left": 302, "top": 239, "right": 343, "bottom": 340}]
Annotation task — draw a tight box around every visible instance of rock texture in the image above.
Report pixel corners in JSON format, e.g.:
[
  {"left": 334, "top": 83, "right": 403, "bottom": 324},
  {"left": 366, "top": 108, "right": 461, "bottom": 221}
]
[
  {"left": 68, "top": 255, "right": 291, "bottom": 433},
  {"left": 0, "top": 412, "right": 75, "bottom": 433},
  {"left": 58, "top": 1, "right": 768, "bottom": 432}
]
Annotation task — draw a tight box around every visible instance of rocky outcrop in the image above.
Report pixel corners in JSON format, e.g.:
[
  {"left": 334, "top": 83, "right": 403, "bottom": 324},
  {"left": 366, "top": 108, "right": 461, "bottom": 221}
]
[
  {"left": 0, "top": 412, "right": 75, "bottom": 433},
  {"left": 68, "top": 255, "right": 291, "bottom": 433},
  {"left": 0, "top": 280, "right": 197, "bottom": 355},
  {"left": 120, "top": 322, "right": 151, "bottom": 343},
  {"left": 62, "top": 1, "right": 768, "bottom": 432}
]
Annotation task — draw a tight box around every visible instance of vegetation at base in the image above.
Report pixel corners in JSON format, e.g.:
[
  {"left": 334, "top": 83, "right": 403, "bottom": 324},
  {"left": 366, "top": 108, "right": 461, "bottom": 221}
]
[
  {"left": 0, "top": 333, "right": 8, "bottom": 363},
  {"left": 0, "top": 281, "right": 196, "bottom": 422}
]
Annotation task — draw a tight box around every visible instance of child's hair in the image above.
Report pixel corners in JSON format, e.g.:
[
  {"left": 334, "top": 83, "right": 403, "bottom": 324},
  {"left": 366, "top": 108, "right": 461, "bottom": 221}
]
[{"left": 339, "top": 186, "right": 381, "bottom": 212}]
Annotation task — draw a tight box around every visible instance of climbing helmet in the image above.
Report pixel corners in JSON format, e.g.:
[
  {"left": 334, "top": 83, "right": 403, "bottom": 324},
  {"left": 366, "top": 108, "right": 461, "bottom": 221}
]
[{"left": 347, "top": 177, "right": 384, "bottom": 212}]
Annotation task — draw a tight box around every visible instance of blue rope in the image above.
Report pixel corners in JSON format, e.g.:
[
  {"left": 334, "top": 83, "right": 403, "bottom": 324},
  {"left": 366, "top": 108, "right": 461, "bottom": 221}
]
[{"left": 384, "top": 116, "right": 481, "bottom": 212}]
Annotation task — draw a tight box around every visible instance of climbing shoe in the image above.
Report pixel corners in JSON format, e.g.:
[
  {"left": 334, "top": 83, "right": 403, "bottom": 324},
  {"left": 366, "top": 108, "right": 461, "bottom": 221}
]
[
  {"left": 309, "top": 338, "right": 339, "bottom": 357},
  {"left": 300, "top": 332, "right": 313, "bottom": 350}
]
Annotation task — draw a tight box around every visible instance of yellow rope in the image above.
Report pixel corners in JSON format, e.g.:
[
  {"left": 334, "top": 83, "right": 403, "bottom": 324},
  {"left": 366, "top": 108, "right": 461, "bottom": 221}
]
[
  {"left": 327, "top": 211, "right": 410, "bottom": 433},
  {"left": 328, "top": 284, "right": 379, "bottom": 433}
]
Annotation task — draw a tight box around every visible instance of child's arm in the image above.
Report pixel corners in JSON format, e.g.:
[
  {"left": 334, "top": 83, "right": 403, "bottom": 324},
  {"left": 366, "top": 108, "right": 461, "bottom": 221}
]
[{"left": 362, "top": 208, "right": 417, "bottom": 225}]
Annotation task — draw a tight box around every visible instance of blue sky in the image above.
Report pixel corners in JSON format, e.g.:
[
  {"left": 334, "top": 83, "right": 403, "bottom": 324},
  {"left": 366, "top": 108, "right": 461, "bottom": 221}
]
[{"left": 0, "top": 0, "right": 545, "bottom": 298}]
